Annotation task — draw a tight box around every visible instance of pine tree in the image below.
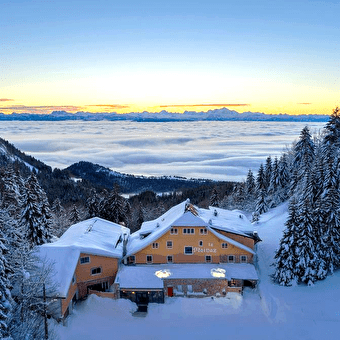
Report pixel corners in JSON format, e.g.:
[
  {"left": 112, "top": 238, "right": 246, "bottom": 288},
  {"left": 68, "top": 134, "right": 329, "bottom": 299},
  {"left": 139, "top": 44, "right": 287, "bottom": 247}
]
[
  {"left": 20, "top": 181, "right": 44, "bottom": 248},
  {"left": 69, "top": 204, "right": 81, "bottom": 224},
  {"left": 256, "top": 163, "right": 266, "bottom": 192},
  {"left": 320, "top": 159, "right": 340, "bottom": 274},
  {"left": 40, "top": 192, "right": 53, "bottom": 243},
  {"left": 245, "top": 169, "right": 256, "bottom": 197},
  {"left": 0, "top": 165, "right": 23, "bottom": 217},
  {"left": 253, "top": 164, "right": 268, "bottom": 216},
  {"left": 293, "top": 126, "right": 315, "bottom": 182},
  {"left": 23, "top": 173, "right": 53, "bottom": 244},
  {"left": 134, "top": 202, "right": 144, "bottom": 231},
  {"left": 264, "top": 156, "right": 272, "bottom": 191},
  {"left": 268, "top": 157, "right": 279, "bottom": 195},
  {"left": 51, "top": 198, "right": 63, "bottom": 216},
  {"left": 274, "top": 197, "right": 299, "bottom": 286},
  {"left": 254, "top": 188, "right": 268, "bottom": 215},
  {"left": 86, "top": 189, "right": 100, "bottom": 218},
  {"left": 295, "top": 197, "right": 317, "bottom": 285},
  {"left": 323, "top": 106, "right": 340, "bottom": 151},
  {"left": 0, "top": 233, "right": 12, "bottom": 338},
  {"left": 209, "top": 187, "right": 220, "bottom": 207},
  {"left": 101, "top": 184, "right": 127, "bottom": 224},
  {"left": 244, "top": 169, "right": 256, "bottom": 211}
]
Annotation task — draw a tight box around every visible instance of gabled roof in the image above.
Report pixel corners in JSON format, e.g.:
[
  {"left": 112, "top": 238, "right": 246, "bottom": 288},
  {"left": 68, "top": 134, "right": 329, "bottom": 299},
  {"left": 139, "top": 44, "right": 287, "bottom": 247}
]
[
  {"left": 199, "top": 207, "right": 254, "bottom": 237},
  {"left": 126, "top": 200, "right": 195, "bottom": 257},
  {"left": 126, "top": 200, "right": 257, "bottom": 258},
  {"left": 37, "top": 217, "right": 129, "bottom": 297}
]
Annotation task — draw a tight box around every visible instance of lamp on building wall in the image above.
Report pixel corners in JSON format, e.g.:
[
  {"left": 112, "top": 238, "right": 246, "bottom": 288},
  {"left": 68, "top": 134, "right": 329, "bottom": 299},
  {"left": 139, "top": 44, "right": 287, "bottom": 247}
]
[
  {"left": 211, "top": 268, "right": 226, "bottom": 278},
  {"left": 155, "top": 269, "right": 171, "bottom": 278}
]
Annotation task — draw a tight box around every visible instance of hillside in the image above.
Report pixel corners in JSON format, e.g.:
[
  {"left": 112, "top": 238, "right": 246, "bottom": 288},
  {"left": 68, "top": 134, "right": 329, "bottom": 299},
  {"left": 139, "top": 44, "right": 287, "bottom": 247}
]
[
  {"left": 0, "top": 137, "right": 51, "bottom": 172},
  {"left": 55, "top": 203, "right": 340, "bottom": 340},
  {"left": 0, "top": 137, "right": 231, "bottom": 206},
  {"left": 64, "top": 161, "right": 216, "bottom": 193}
]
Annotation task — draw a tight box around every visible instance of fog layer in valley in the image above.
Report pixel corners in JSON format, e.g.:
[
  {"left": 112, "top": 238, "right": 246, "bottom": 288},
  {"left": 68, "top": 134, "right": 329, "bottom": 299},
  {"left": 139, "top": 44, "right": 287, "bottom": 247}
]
[{"left": 0, "top": 121, "right": 324, "bottom": 181}]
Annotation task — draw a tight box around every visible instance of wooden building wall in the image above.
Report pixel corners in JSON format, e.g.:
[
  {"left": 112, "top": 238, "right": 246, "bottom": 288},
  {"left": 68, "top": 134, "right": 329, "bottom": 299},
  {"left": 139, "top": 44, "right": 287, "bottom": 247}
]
[{"left": 133, "top": 226, "right": 253, "bottom": 265}]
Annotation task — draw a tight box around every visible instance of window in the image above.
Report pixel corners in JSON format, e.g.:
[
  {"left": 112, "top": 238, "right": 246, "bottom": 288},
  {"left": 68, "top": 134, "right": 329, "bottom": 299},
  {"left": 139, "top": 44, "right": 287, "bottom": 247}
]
[
  {"left": 221, "top": 243, "right": 228, "bottom": 249},
  {"left": 184, "top": 246, "right": 193, "bottom": 255},
  {"left": 146, "top": 255, "right": 153, "bottom": 264},
  {"left": 240, "top": 255, "right": 248, "bottom": 263},
  {"left": 199, "top": 240, "right": 203, "bottom": 246},
  {"left": 183, "top": 228, "right": 195, "bottom": 234},
  {"left": 167, "top": 240, "right": 173, "bottom": 249},
  {"left": 72, "top": 274, "right": 76, "bottom": 284},
  {"left": 205, "top": 255, "right": 212, "bottom": 263},
  {"left": 80, "top": 256, "right": 90, "bottom": 264},
  {"left": 167, "top": 255, "right": 173, "bottom": 263},
  {"left": 228, "top": 255, "right": 235, "bottom": 263},
  {"left": 170, "top": 228, "right": 178, "bottom": 235},
  {"left": 229, "top": 279, "right": 237, "bottom": 287},
  {"left": 152, "top": 242, "right": 159, "bottom": 249},
  {"left": 127, "top": 256, "right": 135, "bottom": 265},
  {"left": 91, "top": 267, "right": 102, "bottom": 275},
  {"left": 200, "top": 228, "right": 207, "bottom": 235}
]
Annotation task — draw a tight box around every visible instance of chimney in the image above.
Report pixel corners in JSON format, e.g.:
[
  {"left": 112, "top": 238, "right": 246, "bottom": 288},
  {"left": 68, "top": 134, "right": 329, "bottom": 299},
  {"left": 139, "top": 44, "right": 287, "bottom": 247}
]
[{"left": 122, "top": 232, "right": 128, "bottom": 257}]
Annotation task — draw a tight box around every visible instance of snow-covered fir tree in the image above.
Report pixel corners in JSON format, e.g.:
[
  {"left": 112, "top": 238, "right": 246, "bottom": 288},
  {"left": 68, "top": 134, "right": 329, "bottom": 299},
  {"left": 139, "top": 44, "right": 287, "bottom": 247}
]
[
  {"left": 69, "top": 204, "right": 81, "bottom": 224},
  {"left": 293, "top": 126, "right": 315, "bottom": 183},
  {"left": 268, "top": 157, "right": 279, "bottom": 196},
  {"left": 24, "top": 173, "right": 53, "bottom": 244},
  {"left": 0, "top": 165, "right": 23, "bottom": 217},
  {"left": 0, "top": 232, "right": 12, "bottom": 338},
  {"left": 264, "top": 156, "right": 272, "bottom": 191},
  {"left": 319, "top": 159, "right": 340, "bottom": 274},
  {"left": 101, "top": 184, "right": 128, "bottom": 225},
  {"left": 209, "top": 187, "right": 220, "bottom": 207},
  {"left": 86, "top": 189, "right": 100, "bottom": 218},
  {"left": 295, "top": 173, "right": 318, "bottom": 285},
  {"left": 245, "top": 169, "right": 256, "bottom": 198},
  {"left": 253, "top": 164, "right": 268, "bottom": 218},
  {"left": 274, "top": 197, "right": 299, "bottom": 286},
  {"left": 20, "top": 181, "right": 45, "bottom": 248},
  {"left": 274, "top": 110, "right": 340, "bottom": 285}
]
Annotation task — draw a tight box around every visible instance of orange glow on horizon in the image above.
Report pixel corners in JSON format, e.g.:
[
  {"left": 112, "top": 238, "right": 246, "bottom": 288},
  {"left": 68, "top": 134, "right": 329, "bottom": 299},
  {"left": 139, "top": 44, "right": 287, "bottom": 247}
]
[{"left": 0, "top": 102, "right": 338, "bottom": 116}]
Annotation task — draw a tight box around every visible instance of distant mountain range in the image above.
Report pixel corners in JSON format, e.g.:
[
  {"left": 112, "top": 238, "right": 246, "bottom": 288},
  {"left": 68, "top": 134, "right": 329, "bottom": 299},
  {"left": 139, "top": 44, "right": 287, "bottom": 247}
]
[{"left": 0, "top": 108, "right": 329, "bottom": 122}]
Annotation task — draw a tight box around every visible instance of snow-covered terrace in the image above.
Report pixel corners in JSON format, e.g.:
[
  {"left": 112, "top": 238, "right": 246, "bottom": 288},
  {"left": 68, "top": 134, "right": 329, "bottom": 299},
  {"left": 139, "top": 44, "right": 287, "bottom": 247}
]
[{"left": 116, "top": 263, "right": 258, "bottom": 289}]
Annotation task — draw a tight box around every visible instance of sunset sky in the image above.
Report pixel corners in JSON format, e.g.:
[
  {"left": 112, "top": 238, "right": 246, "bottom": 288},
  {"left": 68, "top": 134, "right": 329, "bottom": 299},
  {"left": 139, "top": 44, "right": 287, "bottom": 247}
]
[{"left": 1, "top": 0, "right": 339, "bottom": 115}]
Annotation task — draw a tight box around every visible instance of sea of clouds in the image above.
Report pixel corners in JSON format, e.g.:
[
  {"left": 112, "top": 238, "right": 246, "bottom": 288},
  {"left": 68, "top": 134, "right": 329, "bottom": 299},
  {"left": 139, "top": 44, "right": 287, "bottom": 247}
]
[{"left": 0, "top": 120, "right": 325, "bottom": 181}]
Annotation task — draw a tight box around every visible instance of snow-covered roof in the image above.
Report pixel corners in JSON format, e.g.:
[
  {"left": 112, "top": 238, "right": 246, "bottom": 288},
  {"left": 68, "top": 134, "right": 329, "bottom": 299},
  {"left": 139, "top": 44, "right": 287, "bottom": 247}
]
[
  {"left": 199, "top": 207, "right": 254, "bottom": 236},
  {"left": 116, "top": 263, "right": 258, "bottom": 289},
  {"left": 126, "top": 200, "right": 195, "bottom": 257},
  {"left": 126, "top": 200, "right": 256, "bottom": 257},
  {"left": 37, "top": 217, "right": 130, "bottom": 297}
]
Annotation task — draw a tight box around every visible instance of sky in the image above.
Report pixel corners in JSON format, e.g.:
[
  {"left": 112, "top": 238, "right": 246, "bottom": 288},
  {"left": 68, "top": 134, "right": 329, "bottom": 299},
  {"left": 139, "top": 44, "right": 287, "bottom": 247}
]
[{"left": 1, "top": 0, "right": 339, "bottom": 115}]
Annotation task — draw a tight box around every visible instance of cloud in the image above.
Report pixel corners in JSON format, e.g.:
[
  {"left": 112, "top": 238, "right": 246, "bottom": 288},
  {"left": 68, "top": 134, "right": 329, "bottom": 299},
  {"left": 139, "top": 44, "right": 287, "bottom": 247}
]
[
  {"left": 297, "top": 103, "right": 312, "bottom": 105},
  {"left": 0, "top": 105, "right": 83, "bottom": 114},
  {"left": 87, "top": 104, "right": 130, "bottom": 109},
  {"left": 159, "top": 104, "right": 250, "bottom": 108},
  {"left": 0, "top": 103, "right": 130, "bottom": 114},
  {"left": 0, "top": 98, "right": 14, "bottom": 102},
  {"left": 3, "top": 120, "right": 325, "bottom": 181}
]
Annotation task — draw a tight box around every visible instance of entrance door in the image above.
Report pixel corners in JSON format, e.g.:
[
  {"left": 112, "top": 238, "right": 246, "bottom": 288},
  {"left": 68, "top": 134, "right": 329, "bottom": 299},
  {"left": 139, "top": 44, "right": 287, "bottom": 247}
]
[
  {"left": 167, "top": 286, "right": 173, "bottom": 297},
  {"left": 136, "top": 292, "right": 149, "bottom": 305}
]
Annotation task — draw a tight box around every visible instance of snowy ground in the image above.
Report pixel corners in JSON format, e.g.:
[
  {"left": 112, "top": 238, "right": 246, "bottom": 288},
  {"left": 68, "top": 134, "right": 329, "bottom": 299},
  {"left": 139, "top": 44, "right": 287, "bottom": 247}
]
[{"left": 54, "top": 203, "right": 340, "bottom": 340}]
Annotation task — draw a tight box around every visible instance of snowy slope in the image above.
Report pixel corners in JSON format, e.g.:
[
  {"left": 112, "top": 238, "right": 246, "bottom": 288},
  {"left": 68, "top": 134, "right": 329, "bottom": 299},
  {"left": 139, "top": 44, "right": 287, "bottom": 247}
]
[{"left": 54, "top": 203, "right": 340, "bottom": 340}]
